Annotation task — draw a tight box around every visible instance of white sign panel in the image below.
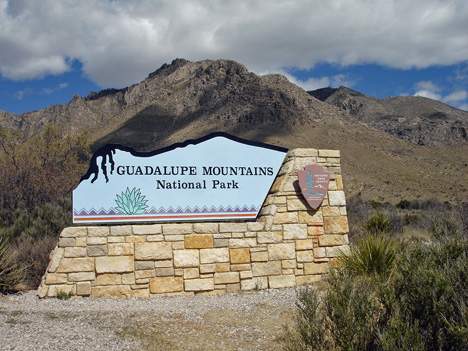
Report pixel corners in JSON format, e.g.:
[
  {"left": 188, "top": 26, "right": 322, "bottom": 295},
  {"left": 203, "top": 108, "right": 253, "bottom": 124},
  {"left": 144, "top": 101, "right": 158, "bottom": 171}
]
[{"left": 73, "top": 133, "right": 287, "bottom": 223}]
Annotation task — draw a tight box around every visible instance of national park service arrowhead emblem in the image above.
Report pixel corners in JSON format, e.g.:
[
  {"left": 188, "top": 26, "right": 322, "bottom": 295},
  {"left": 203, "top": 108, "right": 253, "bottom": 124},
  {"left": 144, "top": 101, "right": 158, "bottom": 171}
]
[{"left": 297, "top": 164, "right": 330, "bottom": 210}]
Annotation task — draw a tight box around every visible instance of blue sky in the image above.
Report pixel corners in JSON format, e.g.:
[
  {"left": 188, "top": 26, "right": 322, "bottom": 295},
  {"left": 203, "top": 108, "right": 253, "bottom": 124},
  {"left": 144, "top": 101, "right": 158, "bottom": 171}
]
[{"left": 1, "top": 0, "right": 467, "bottom": 115}]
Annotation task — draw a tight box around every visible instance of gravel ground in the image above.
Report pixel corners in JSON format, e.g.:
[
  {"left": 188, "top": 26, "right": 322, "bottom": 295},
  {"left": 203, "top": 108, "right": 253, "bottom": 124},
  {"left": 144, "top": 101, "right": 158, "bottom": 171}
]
[{"left": 0, "top": 288, "right": 299, "bottom": 351}]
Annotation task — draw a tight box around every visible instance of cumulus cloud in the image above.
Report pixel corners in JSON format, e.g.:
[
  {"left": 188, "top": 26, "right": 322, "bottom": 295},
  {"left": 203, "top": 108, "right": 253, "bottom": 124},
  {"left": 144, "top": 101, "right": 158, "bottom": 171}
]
[
  {"left": 413, "top": 80, "right": 468, "bottom": 110},
  {"left": 0, "top": 0, "right": 467, "bottom": 88}
]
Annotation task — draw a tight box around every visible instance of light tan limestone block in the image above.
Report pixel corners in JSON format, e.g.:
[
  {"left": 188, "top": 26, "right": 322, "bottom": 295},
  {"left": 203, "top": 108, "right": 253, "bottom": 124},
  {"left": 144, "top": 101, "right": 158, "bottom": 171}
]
[
  {"left": 313, "top": 247, "right": 326, "bottom": 258},
  {"left": 87, "top": 237, "right": 107, "bottom": 245},
  {"left": 92, "top": 285, "right": 131, "bottom": 298},
  {"left": 110, "top": 225, "right": 132, "bottom": 236},
  {"left": 328, "top": 191, "right": 346, "bottom": 206},
  {"left": 76, "top": 281, "right": 91, "bottom": 296},
  {"left": 318, "top": 150, "right": 340, "bottom": 157},
  {"left": 326, "top": 245, "right": 350, "bottom": 257},
  {"left": 257, "top": 231, "right": 283, "bottom": 244},
  {"left": 58, "top": 238, "right": 75, "bottom": 247},
  {"left": 268, "top": 243, "right": 296, "bottom": 260},
  {"left": 296, "top": 239, "right": 313, "bottom": 251},
  {"left": 47, "top": 248, "right": 64, "bottom": 273},
  {"left": 319, "top": 234, "right": 349, "bottom": 246},
  {"left": 282, "top": 260, "right": 297, "bottom": 269},
  {"left": 57, "top": 258, "right": 94, "bottom": 273},
  {"left": 184, "top": 278, "right": 214, "bottom": 292},
  {"left": 200, "top": 248, "right": 229, "bottom": 264},
  {"left": 230, "top": 264, "right": 251, "bottom": 271},
  {"left": 228, "top": 238, "right": 257, "bottom": 248},
  {"left": 125, "top": 236, "right": 147, "bottom": 243},
  {"left": 132, "top": 289, "right": 150, "bottom": 298},
  {"left": 135, "top": 242, "right": 172, "bottom": 260},
  {"left": 95, "top": 256, "right": 133, "bottom": 274},
  {"left": 283, "top": 224, "right": 308, "bottom": 240},
  {"left": 216, "top": 263, "right": 230, "bottom": 272},
  {"left": 87, "top": 227, "right": 109, "bottom": 237},
  {"left": 149, "top": 277, "right": 184, "bottom": 294},
  {"left": 75, "top": 237, "right": 87, "bottom": 246},
  {"left": 61, "top": 227, "right": 87, "bottom": 237},
  {"left": 193, "top": 223, "right": 219, "bottom": 233},
  {"left": 269, "top": 275, "right": 296, "bottom": 289},
  {"left": 251, "top": 251, "right": 269, "bottom": 262},
  {"left": 87, "top": 245, "right": 107, "bottom": 257},
  {"left": 274, "top": 212, "right": 298, "bottom": 224},
  {"left": 162, "top": 223, "right": 193, "bottom": 235},
  {"left": 108, "top": 243, "right": 134, "bottom": 256},
  {"left": 135, "top": 261, "right": 154, "bottom": 270},
  {"left": 154, "top": 260, "right": 173, "bottom": 268},
  {"left": 64, "top": 247, "right": 87, "bottom": 258},
  {"left": 308, "top": 225, "right": 325, "bottom": 236},
  {"left": 298, "top": 210, "right": 323, "bottom": 225},
  {"left": 252, "top": 261, "right": 282, "bottom": 276},
  {"left": 68, "top": 272, "right": 96, "bottom": 282},
  {"left": 183, "top": 268, "right": 199, "bottom": 279},
  {"left": 247, "top": 222, "right": 265, "bottom": 231},
  {"left": 297, "top": 251, "right": 314, "bottom": 263},
  {"left": 240, "top": 271, "right": 253, "bottom": 280},
  {"left": 287, "top": 199, "right": 309, "bottom": 211},
  {"left": 45, "top": 273, "right": 68, "bottom": 285},
  {"left": 122, "top": 273, "right": 135, "bottom": 285},
  {"left": 133, "top": 224, "right": 162, "bottom": 235},
  {"left": 214, "top": 272, "right": 240, "bottom": 284},
  {"left": 219, "top": 223, "right": 248, "bottom": 233},
  {"left": 226, "top": 283, "right": 241, "bottom": 293},
  {"left": 241, "top": 279, "right": 256, "bottom": 291},
  {"left": 173, "top": 250, "right": 200, "bottom": 268},
  {"left": 135, "top": 270, "right": 155, "bottom": 279},
  {"left": 304, "top": 262, "right": 329, "bottom": 275},
  {"left": 200, "top": 264, "right": 216, "bottom": 274},
  {"left": 107, "top": 236, "right": 125, "bottom": 243},
  {"left": 94, "top": 273, "right": 122, "bottom": 285}
]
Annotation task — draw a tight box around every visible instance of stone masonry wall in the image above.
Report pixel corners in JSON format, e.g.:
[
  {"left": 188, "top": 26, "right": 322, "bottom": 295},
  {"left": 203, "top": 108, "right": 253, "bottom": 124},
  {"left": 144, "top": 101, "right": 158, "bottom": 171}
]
[{"left": 38, "top": 148, "right": 349, "bottom": 298}]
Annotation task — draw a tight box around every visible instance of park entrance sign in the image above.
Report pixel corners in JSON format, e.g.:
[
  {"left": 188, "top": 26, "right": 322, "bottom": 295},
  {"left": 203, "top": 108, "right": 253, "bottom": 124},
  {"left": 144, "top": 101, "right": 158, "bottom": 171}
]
[{"left": 73, "top": 133, "right": 288, "bottom": 223}]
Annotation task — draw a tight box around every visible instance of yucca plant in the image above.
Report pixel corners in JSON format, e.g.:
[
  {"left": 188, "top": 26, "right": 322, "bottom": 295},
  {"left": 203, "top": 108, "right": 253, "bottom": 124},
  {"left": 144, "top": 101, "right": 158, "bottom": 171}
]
[
  {"left": 115, "top": 187, "right": 148, "bottom": 215},
  {"left": 338, "top": 235, "right": 400, "bottom": 278},
  {"left": 0, "top": 237, "right": 27, "bottom": 293},
  {"left": 363, "top": 212, "right": 391, "bottom": 234}
]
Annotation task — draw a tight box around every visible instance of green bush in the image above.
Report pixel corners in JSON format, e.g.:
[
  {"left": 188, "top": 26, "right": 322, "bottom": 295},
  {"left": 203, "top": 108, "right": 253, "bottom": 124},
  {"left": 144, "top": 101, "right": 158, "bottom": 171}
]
[
  {"left": 363, "top": 212, "right": 391, "bottom": 234},
  {"left": 0, "top": 238, "right": 27, "bottom": 293},
  {"left": 285, "top": 228, "right": 468, "bottom": 351}
]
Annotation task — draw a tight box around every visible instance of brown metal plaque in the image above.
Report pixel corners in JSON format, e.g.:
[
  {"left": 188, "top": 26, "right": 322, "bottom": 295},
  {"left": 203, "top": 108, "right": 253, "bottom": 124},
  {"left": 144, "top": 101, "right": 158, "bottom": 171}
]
[{"left": 297, "top": 164, "right": 330, "bottom": 210}]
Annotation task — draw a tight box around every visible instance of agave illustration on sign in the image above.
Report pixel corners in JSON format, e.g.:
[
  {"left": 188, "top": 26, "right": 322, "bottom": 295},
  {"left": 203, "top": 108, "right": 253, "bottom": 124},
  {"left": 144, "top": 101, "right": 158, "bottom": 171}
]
[{"left": 115, "top": 187, "right": 149, "bottom": 215}]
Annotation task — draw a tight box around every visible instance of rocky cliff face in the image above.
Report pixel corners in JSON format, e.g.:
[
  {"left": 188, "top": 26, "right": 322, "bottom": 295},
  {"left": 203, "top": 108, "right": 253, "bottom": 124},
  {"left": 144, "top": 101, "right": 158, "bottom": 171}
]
[
  {"left": 1, "top": 59, "right": 468, "bottom": 202},
  {"left": 309, "top": 86, "right": 468, "bottom": 147}
]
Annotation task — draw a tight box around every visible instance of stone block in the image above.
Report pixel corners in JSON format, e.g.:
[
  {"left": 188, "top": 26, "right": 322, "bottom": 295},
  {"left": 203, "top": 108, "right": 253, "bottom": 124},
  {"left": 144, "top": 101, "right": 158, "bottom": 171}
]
[
  {"left": 58, "top": 238, "right": 75, "bottom": 247},
  {"left": 241, "top": 279, "right": 256, "bottom": 291},
  {"left": 336, "top": 174, "right": 344, "bottom": 190},
  {"left": 122, "top": 273, "right": 135, "bottom": 285},
  {"left": 297, "top": 251, "right": 314, "bottom": 263},
  {"left": 257, "top": 231, "right": 283, "bottom": 244},
  {"left": 150, "top": 277, "right": 184, "bottom": 294},
  {"left": 274, "top": 212, "right": 298, "bottom": 224},
  {"left": 107, "top": 236, "right": 125, "bottom": 243},
  {"left": 313, "top": 247, "right": 326, "bottom": 258},
  {"left": 92, "top": 285, "right": 131, "bottom": 298},
  {"left": 154, "top": 260, "right": 173, "bottom": 268},
  {"left": 252, "top": 261, "right": 282, "bottom": 276},
  {"left": 228, "top": 238, "right": 257, "bottom": 248},
  {"left": 47, "top": 248, "right": 64, "bottom": 273},
  {"left": 135, "top": 261, "right": 154, "bottom": 270},
  {"left": 172, "top": 241, "right": 185, "bottom": 250},
  {"left": 323, "top": 217, "right": 349, "bottom": 234},
  {"left": 248, "top": 222, "right": 265, "bottom": 231},
  {"left": 108, "top": 243, "right": 134, "bottom": 256},
  {"left": 87, "top": 237, "right": 107, "bottom": 245},
  {"left": 240, "top": 271, "right": 253, "bottom": 280},
  {"left": 110, "top": 225, "right": 132, "bottom": 236},
  {"left": 146, "top": 235, "right": 164, "bottom": 242},
  {"left": 95, "top": 256, "right": 133, "bottom": 274},
  {"left": 213, "top": 239, "right": 229, "bottom": 248},
  {"left": 94, "top": 273, "right": 122, "bottom": 285},
  {"left": 216, "top": 263, "right": 230, "bottom": 272},
  {"left": 318, "top": 149, "right": 340, "bottom": 157},
  {"left": 45, "top": 273, "right": 67, "bottom": 285},
  {"left": 184, "top": 278, "right": 214, "bottom": 292},
  {"left": 219, "top": 223, "right": 248, "bottom": 233},
  {"left": 76, "top": 281, "right": 91, "bottom": 296},
  {"left": 87, "top": 245, "right": 107, "bottom": 257},
  {"left": 61, "top": 227, "right": 87, "bottom": 237},
  {"left": 75, "top": 237, "right": 87, "bottom": 246},
  {"left": 162, "top": 223, "right": 193, "bottom": 235},
  {"left": 68, "top": 272, "right": 96, "bottom": 282},
  {"left": 304, "top": 263, "right": 329, "bottom": 275},
  {"left": 87, "top": 227, "right": 109, "bottom": 237},
  {"left": 185, "top": 234, "right": 213, "bottom": 249},
  {"left": 133, "top": 224, "right": 162, "bottom": 235},
  {"left": 268, "top": 243, "right": 296, "bottom": 260},
  {"left": 230, "top": 264, "right": 251, "bottom": 271},
  {"left": 156, "top": 268, "right": 174, "bottom": 277},
  {"left": 214, "top": 272, "right": 240, "bottom": 284},
  {"left": 135, "top": 242, "right": 172, "bottom": 260},
  {"left": 226, "top": 283, "right": 241, "bottom": 293},
  {"left": 326, "top": 245, "right": 350, "bottom": 257},
  {"left": 200, "top": 264, "right": 216, "bottom": 274},
  {"left": 298, "top": 210, "right": 323, "bottom": 225},
  {"left": 163, "top": 235, "right": 185, "bottom": 242},
  {"left": 288, "top": 148, "right": 318, "bottom": 157},
  {"left": 230, "top": 248, "right": 250, "bottom": 264},
  {"left": 319, "top": 234, "right": 349, "bottom": 247},
  {"left": 254, "top": 276, "right": 269, "bottom": 289},
  {"left": 183, "top": 268, "right": 199, "bottom": 279},
  {"left": 282, "top": 260, "right": 297, "bottom": 269},
  {"left": 200, "top": 248, "right": 229, "bottom": 264},
  {"left": 57, "top": 258, "right": 94, "bottom": 273},
  {"left": 173, "top": 250, "right": 200, "bottom": 268},
  {"left": 308, "top": 225, "right": 325, "bottom": 236},
  {"left": 283, "top": 224, "right": 308, "bottom": 240},
  {"left": 328, "top": 191, "right": 346, "bottom": 206},
  {"left": 296, "top": 239, "right": 313, "bottom": 251},
  {"left": 64, "top": 247, "right": 87, "bottom": 258},
  {"left": 322, "top": 206, "right": 341, "bottom": 216},
  {"left": 132, "top": 289, "right": 150, "bottom": 298},
  {"left": 251, "top": 251, "right": 269, "bottom": 262},
  {"left": 269, "top": 275, "right": 296, "bottom": 289},
  {"left": 194, "top": 223, "right": 219, "bottom": 233},
  {"left": 126, "top": 236, "right": 147, "bottom": 243},
  {"left": 287, "top": 199, "right": 309, "bottom": 211},
  {"left": 135, "top": 269, "right": 155, "bottom": 279}
]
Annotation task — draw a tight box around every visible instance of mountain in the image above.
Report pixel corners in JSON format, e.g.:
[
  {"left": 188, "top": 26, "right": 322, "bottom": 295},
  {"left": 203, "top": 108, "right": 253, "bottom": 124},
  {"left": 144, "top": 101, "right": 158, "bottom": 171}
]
[
  {"left": 1, "top": 58, "right": 467, "bottom": 203},
  {"left": 309, "top": 86, "right": 468, "bottom": 147}
]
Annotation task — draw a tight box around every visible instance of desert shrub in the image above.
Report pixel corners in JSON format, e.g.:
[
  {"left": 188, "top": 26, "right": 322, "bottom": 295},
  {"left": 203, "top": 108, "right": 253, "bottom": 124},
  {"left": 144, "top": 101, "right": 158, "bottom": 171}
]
[
  {"left": 363, "top": 212, "right": 391, "bottom": 234},
  {"left": 338, "top": 235, "right": 400, "bottom": 278},
  {"left": 396, "top": 199, "right": 411, "bottom": 209},
  {"left": 0, "top": 238, "right": 27, "bottom": 293},
  {"left": 285, "top": 221, "right": 468, "bottom": 351}
]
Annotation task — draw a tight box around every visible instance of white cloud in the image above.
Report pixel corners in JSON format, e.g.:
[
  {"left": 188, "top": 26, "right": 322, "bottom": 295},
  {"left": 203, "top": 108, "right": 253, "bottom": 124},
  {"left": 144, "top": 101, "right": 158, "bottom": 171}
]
[
  {"left": 41, "top": 82, "right": 68, "bottom": 95},
  {"left": 413, "top": 80, "right": 468, "bottom": 109},
  {"left": 0, "top": 0, "right": 468, "bottom": 87},
  {"left": 443, "top": 90, "right": 468, "bottom": 103}
]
